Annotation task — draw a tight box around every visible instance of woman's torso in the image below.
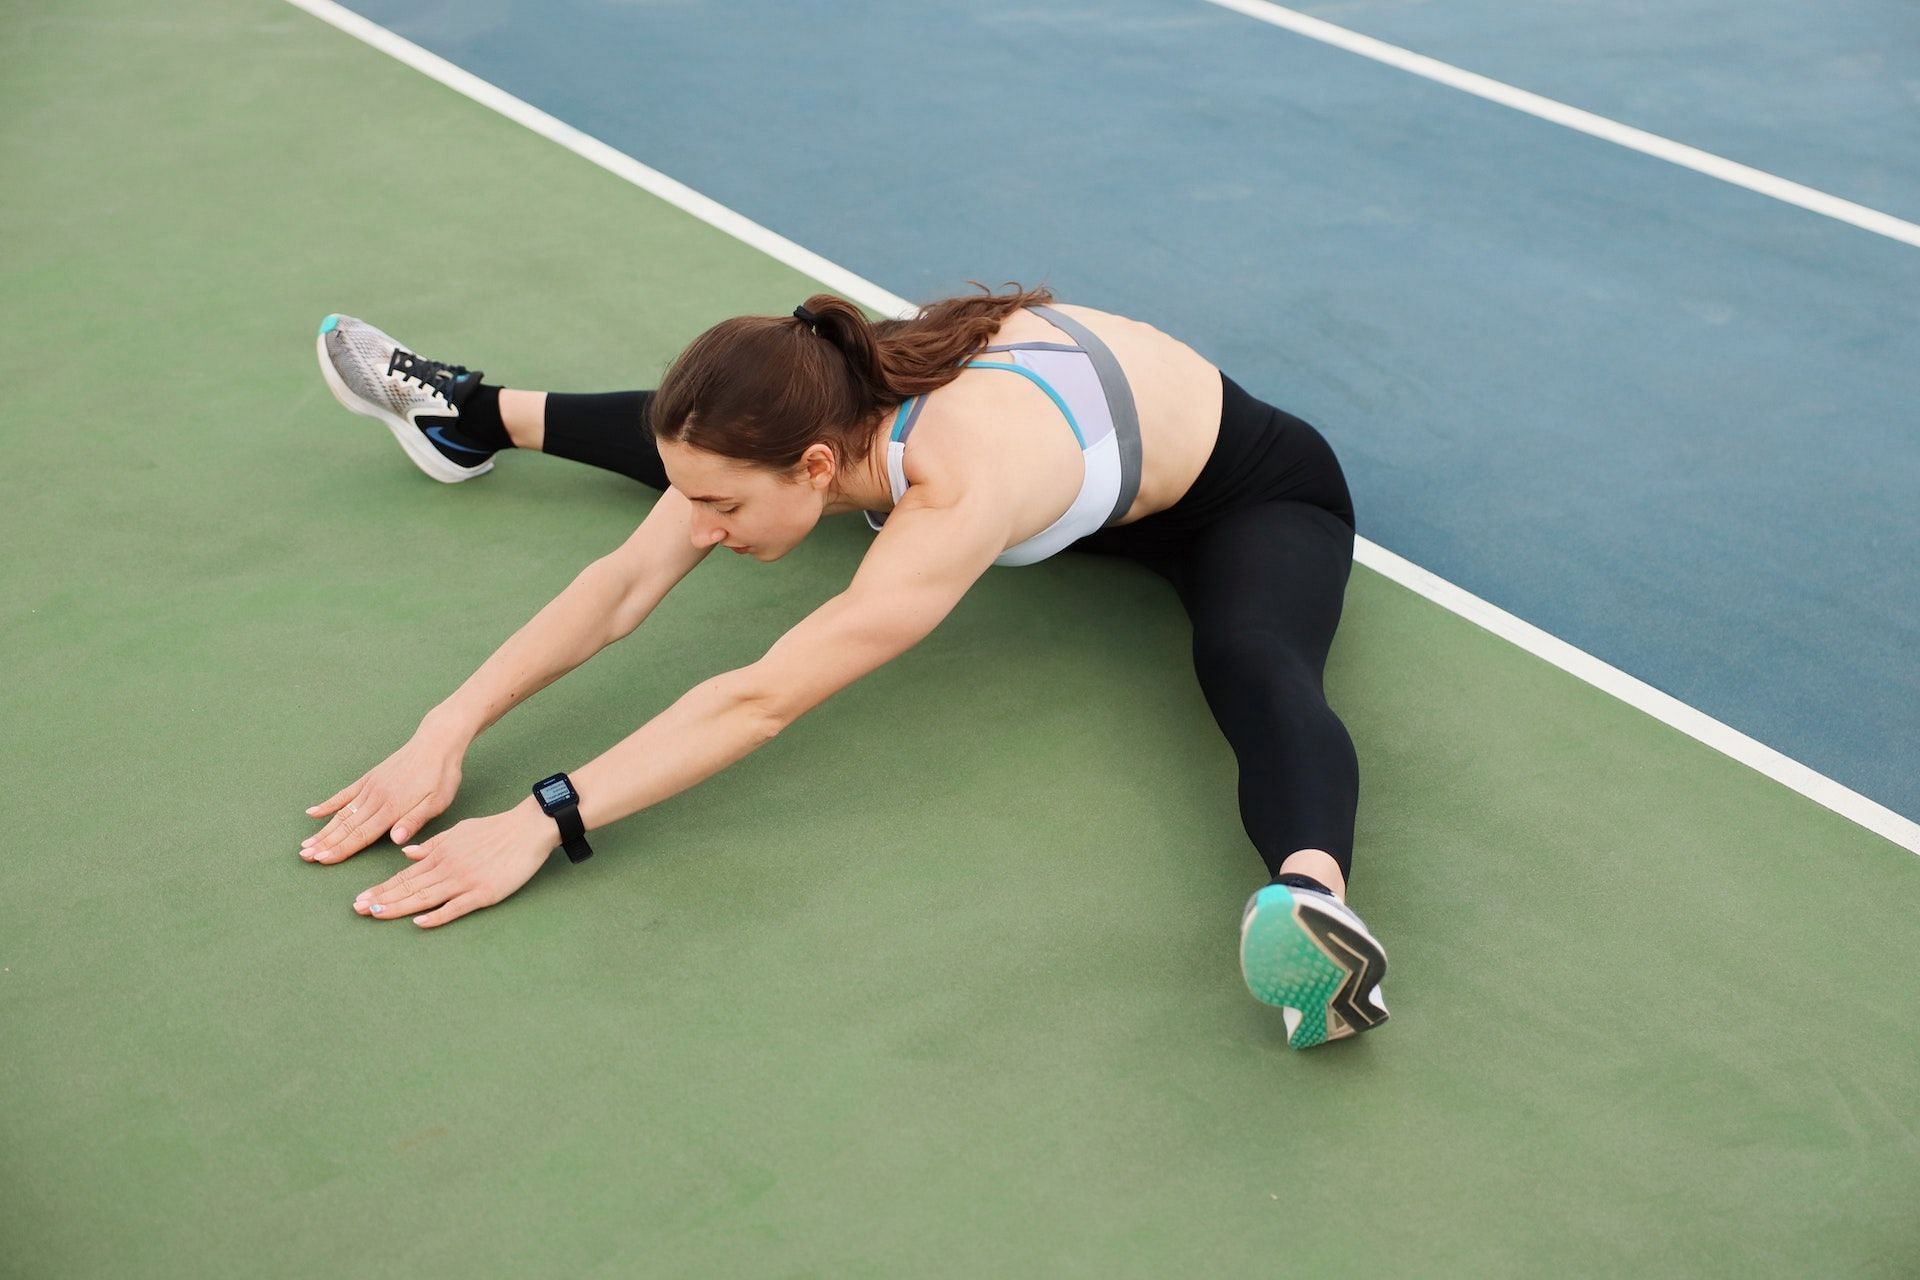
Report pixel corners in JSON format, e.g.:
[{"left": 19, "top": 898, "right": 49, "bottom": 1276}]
[{"left": 891, "top": 303, "right": 1224, "bottom": 547}]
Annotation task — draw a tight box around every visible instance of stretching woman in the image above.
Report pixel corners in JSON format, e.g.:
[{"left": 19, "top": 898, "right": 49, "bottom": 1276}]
[{"left": 302, "top": 284, "right": 1389, "bottom": 1050}]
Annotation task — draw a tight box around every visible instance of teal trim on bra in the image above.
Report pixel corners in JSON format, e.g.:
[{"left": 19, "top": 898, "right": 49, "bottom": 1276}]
[
  {"left": 888, "top": 359, "right": 1089, "bottom": 449},
  {"left": 961, "top": 359, "right": 1088, "bottom": 448}
]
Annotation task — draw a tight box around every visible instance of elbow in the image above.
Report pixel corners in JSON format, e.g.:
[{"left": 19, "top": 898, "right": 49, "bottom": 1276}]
[
  {"left": 752, "top": 682, "right": 803, "bottom": 738},
  {"left": 715, "top": 669, "right": 792, "bottom": 739},
  {"left": 748, "top": 699, "right": 788, "bottom": 741}
]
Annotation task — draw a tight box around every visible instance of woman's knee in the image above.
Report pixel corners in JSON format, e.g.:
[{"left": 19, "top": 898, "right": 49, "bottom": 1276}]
[{"left": 1191, "top": 628, "right": 1326, "bottom": 709}]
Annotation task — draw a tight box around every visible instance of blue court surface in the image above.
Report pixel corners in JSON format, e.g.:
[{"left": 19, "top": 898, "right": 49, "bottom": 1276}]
[{"left": 342, "top": 0, "right": 1920, "bottom": 824}]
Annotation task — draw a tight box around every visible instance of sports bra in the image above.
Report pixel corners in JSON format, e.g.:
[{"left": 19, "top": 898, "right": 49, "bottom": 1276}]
[{"left": 861, "top": 304, "right": 1144, "bottom": 567}]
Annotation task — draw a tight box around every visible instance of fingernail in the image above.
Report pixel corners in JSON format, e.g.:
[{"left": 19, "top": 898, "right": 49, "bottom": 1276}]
[
  {"left": 393, "top": 830, "right": 407, "bottom": 843},
  {"left": 371, "top": 904, "right": 384, "bottom": 915},
  {"left": 301, "top": 837, "right": 313, "bottom": 847}
]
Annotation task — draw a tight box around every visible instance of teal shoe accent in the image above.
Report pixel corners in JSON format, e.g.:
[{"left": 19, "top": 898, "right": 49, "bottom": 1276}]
[
  {"left": 1239, "top": 884, "right": 1389, "bottom": 1049},
  {"left": 318, "top": 314, "right": 340, "bottom": 335}
]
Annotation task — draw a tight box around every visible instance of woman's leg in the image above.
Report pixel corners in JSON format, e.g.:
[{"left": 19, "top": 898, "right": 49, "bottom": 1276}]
[
  {"left": 1173, "top": 499, "right": 1361, "bottom": 897},
  {"left": 544, "top": 391, "right": 668, "bottom": 489},
  {"left": 470, "top": 386, "right": 669, "bottom": 489}
]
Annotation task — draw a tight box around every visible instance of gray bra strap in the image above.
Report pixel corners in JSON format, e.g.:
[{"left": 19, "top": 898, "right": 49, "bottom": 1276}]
[{"left": 1025, "top": 304, "right": 1143, "bottom": 527}]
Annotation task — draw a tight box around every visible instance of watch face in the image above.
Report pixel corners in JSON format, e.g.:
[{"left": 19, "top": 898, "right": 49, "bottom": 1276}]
[{"left": 537, "top": 777, "right": 575, "bottom": 808}]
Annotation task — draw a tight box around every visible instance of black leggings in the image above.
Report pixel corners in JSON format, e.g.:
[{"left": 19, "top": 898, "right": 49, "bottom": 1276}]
[{"left": 540, "top": 372, "right": 1361, "bottom": 885}]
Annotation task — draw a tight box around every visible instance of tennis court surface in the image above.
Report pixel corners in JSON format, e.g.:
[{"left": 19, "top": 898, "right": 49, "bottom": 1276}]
[{"left": 3, "top": 2, "right": 1915, "bottom": 1274}]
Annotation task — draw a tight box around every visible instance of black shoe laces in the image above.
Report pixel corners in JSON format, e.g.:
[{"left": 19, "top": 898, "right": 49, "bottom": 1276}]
[{"left": 387, "top": 348, "right": 475, "bottom": 398}]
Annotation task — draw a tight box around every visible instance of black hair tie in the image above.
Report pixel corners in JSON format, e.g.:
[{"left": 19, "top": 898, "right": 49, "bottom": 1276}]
[{"left": 793, "top": 304, "right": 822, "bottom": 327}]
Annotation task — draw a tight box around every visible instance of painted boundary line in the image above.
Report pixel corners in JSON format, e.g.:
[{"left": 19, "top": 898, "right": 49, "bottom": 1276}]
[
  {"left": 1203, "top": 0, "right": 1920, "bottom": 251},
  {"left": 1366, "top": 544, "right": 1920, "bottom": 854},
  {"left": 280, "top": 0, "right": 1920, "bottom": 856}
]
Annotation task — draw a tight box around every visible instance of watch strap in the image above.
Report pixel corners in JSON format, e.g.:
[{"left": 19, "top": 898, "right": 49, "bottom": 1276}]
[{"left": 552, "top": 800, "right": 590, "bottom": 863}]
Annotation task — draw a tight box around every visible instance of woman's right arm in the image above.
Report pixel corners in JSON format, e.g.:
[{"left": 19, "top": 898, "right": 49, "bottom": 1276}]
[
  {"left": 304, "top": 487, "right": 713, "bottom": 862},
  {"left": 422, "top": 486, "right": 714, "bottom": 747}
]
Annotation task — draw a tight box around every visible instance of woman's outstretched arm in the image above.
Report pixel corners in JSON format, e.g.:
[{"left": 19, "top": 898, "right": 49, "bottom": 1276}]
[
  {"left": 421, "top": 487, "right": 715, "bottom": 749},
  {"left": 302, "top": 489, "right": 712, "bottom": 864},
  {"left": 352, "top": 483, "right": 1010, "bottom": 926},
  {"left": 519, "top": 482, "right": 1009, "bottom": 830}
]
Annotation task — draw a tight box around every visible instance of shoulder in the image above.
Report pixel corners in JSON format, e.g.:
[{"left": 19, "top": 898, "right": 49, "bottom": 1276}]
[{"left": 894, "top": 372, "right": 1050, "bottom": 504}]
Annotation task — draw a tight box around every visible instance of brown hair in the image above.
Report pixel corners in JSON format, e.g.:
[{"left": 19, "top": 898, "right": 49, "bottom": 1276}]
[{"left": 649, "top": 279, "right": 1056, "bottom": 478}]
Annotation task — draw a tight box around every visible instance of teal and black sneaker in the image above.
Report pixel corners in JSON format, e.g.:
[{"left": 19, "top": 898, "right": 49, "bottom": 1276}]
[
  {"left": 1239, "top": 883, "right": 1389, "bottom": 1049},
  {"left": 316, "top": 314, "right": 496, "bottom": 483}
]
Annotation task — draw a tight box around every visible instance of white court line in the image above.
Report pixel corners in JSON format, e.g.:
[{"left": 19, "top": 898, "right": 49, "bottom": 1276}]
[
  {"left": 281, "top": 0, "right": 1920, "bottom": 856},
  {"left": 1203, "top": 0, "right": 1920, "bottom": 250}
]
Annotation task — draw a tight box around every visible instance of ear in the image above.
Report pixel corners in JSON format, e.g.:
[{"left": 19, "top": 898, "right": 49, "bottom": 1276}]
[{"left": 800, "top": 441, "right": 839, "bottom": 490}]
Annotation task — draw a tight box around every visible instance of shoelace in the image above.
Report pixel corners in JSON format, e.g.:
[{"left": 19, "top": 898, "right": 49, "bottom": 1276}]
[{"left": 386, "top": 348, "right": 475, "bottom": 400}]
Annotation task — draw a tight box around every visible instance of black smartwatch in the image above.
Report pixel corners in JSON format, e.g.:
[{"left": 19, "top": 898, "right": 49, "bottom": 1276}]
[{"left": 532, "top": 771, "right": 594, "bottom": 864}]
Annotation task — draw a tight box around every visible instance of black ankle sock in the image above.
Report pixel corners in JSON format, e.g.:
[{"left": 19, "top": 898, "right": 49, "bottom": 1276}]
[
  {"left": 1273, "top": 872, "right": 1335, "bottom": 898},
  {"left": 451, "top": 382, "right": 513, "bottom": 452}
]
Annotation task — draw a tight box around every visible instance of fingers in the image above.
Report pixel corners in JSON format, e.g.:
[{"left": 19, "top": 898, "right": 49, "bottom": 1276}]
[
  {"left": 301, "top": 788, "right": 362, "bottom": 859},
  {"left": 304, "top": 781, "right": 450, "bottom": 862},
  {"left": 355, "top": 862, "right": 451, "bottom": 919},
  {"left": 302, "top": 794, "right": 390, "bottom": 864},
  {"left": 305, "top": 781, "right": 362, "bottom": 819},
  {"left": 388, "top": 794, "right": 444, "bottom": 848},
  {"left": 355, "top": 825, "right": 496, "bottom": 928},
  {"left": 411, "top": 892, "right": 485, "bottom": 929}
]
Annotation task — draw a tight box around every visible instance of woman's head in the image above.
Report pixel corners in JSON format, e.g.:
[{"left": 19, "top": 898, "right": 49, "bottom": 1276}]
[{"left": 650, "top": 280, "right": 1055, "bottom": 559}]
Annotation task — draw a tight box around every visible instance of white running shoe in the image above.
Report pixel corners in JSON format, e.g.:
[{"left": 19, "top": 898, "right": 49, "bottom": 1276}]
[
  {"left": 1239, "top": 882, "right": 1390, "bottom": 1049},
  {"left": 316, "top": 314, "right": 498, "bottom": 483}
]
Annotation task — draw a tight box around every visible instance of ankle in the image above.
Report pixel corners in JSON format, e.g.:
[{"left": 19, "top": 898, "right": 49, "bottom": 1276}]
[
  {"left": 1274, "top": 849, "right": 1347, "bottom": 900},
  {"left": 499, "top": 388, "right": 547, "bottom": 451}
]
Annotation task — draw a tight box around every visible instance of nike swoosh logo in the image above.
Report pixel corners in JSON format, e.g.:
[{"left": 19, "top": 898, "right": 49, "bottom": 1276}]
[{"left": 421, "top": 424, "right": 493, "bottom": 460}]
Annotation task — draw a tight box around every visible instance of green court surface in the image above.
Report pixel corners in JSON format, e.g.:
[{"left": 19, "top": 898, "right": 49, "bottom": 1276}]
[{"left": 3, "top": 4, "right": 1916, "bottom": 1275}]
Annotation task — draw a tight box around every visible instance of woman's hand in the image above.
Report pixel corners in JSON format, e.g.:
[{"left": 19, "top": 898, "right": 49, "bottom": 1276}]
[
  {"left": 301, "top": 724, "right": 468, "bottom": 864},
  {"left": 352, "top": 805, "right": 559, "bottom": 929}
]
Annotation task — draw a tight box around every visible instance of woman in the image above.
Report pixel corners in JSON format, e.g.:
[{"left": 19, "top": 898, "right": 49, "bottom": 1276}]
[{"left": 303, "top": 284, "right": 1389, "bottom": 1050}]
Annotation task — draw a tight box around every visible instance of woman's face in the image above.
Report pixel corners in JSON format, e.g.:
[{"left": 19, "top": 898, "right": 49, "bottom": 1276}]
[{"left": 657, "top": 438, "right": 826, "bottom": 562}]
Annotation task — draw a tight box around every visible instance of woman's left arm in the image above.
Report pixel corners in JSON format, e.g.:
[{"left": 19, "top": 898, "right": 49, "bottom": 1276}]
[{"left": 354, "top": 482, "right": 1012, "bottom": 928}]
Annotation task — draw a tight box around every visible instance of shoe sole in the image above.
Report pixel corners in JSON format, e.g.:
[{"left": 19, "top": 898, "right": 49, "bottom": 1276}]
[
  {"left": 315, "top": 317, "right": 493, "bottom": 485},
  {"left": 1239, "top": 885, "right": 1390, "bottom": 1049}
]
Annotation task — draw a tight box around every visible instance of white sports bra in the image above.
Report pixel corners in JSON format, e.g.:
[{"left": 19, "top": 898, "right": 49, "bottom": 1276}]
[{"left": 862, "top": 304, "right": 1145, "bottom": 567}]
